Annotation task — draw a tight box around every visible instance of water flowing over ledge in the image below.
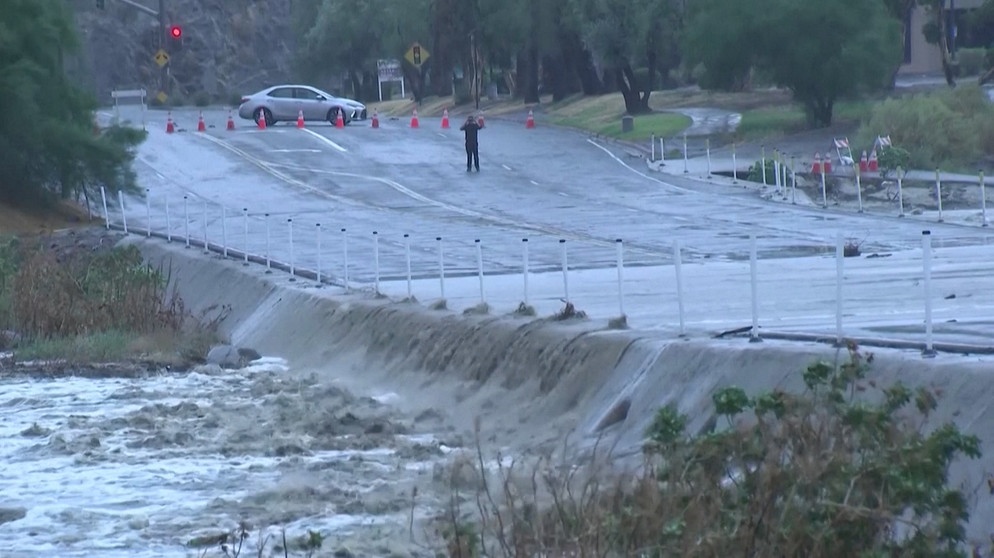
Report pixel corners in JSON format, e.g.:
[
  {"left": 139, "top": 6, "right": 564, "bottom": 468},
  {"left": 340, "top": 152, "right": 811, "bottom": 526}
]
[{"left": 130, "top": 237, "right": 994, "bottom": 545}]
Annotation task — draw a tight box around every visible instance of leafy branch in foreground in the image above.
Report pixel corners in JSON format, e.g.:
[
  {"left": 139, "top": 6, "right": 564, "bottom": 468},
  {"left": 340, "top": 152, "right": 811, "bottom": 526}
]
[{"left": 438, "top": 343, "right": 987, "bottom": 557}]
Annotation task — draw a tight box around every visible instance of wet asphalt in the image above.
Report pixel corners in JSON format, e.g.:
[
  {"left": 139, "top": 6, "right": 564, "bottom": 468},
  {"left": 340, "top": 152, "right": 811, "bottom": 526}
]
[{"left": 101, "top": 106, "right": 994, "bottom": 284}]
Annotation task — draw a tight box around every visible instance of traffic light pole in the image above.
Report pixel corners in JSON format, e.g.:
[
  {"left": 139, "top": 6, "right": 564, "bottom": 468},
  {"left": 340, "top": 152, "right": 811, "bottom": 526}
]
[
  {"left": 158, "top": 0, "right": 167, "bottom": 96},
  {"left": 102, "top": 0, "right": 168, "bottom": 97}
]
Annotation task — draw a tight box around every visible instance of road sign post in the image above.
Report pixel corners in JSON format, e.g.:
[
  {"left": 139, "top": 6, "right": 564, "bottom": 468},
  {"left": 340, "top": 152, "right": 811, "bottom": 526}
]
[{"left": 377, "top": 59, "right": 404, "bottom": 101}]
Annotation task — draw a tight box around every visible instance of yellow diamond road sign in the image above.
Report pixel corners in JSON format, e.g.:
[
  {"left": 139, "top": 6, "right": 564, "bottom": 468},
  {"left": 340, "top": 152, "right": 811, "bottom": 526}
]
[
  {"left": 154, "top": 49, "right": 169, "bottom": 68},
  {"left": 156, "top": 91, "right": 168, "bottom": 104},
  {"left": 404, "top": 42, "right": 429, "bottom": 68}
]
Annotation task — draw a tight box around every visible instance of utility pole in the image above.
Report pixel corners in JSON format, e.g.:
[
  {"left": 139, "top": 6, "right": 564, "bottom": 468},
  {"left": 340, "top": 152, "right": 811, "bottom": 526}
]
[
  {"left": 102, "top": 0, "right": 168, "bottom": 99},
  {"left": 158, "top": 0, "right": 167, "bottom": 96}
]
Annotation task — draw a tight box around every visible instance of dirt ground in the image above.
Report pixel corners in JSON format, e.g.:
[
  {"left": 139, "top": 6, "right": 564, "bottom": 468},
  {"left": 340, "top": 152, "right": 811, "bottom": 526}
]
[{"left": 0, "top": 200, "right": 102, "bottom": 236}]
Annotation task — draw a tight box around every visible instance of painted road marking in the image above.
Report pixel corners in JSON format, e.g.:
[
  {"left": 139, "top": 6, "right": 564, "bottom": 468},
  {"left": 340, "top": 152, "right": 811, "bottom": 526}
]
[
  {"left": 585, "top": 138, "right": 693, "bottom": 195},
  {"left": 271, "top": 149, "right": 322, "bottom": 153},
  {"left": 502, "top": 164, "right": 512, "bottom": 171},
  {"left": 530, "top": 180, "right": 539, "bottom": 186},
  {"left": 300, "top": 128, "right": 348, "bottom": 152}
]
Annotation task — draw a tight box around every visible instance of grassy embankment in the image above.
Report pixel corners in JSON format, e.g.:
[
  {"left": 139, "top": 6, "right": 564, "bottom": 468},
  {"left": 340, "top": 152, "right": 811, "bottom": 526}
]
[
  {"left": 0, "top": 202, "right": 223, "bottom": 367},
  {"left": 369, "top": 88, "right": 873, "bottom": 143}
]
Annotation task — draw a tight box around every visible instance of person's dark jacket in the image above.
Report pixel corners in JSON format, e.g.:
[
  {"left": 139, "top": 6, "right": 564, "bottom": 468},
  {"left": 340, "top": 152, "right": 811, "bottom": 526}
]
[{"left": 460, "top": 119, "right": 483, "bottom": 146}]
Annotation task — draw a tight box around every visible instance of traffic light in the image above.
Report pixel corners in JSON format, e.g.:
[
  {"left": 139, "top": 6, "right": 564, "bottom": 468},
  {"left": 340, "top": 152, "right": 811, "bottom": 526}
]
[{"left": 168, "top": 25, "right": 182, "bottom": 39}]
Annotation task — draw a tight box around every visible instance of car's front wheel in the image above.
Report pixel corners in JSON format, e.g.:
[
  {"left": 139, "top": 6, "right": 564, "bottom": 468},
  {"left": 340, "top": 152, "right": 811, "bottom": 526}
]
[
  {"left": 327, "top": 107, "right": 350, "bottom": 126},
  {"left": 254, "top": 108, "right": 275, "bottom": 127}
]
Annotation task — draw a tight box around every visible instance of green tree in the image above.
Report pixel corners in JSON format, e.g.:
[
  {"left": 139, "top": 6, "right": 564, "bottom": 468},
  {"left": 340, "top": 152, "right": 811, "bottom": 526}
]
[
  {"left": 686, "top": 0, "right": 901, "bottom": 127},
  {"left": 297, "top": 0, "right": 385, "bottom": 100},
  {"left": 569, "top": 0, "right": 682, "bottom": 113},
  {"left": 0, "top": 0, "right": 145, "bottom": 208}
]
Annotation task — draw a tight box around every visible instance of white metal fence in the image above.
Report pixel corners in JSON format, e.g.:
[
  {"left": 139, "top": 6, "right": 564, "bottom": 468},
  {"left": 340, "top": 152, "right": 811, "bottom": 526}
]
[{"left": 99, "top": 185, "right": 994, "bottom": 358}]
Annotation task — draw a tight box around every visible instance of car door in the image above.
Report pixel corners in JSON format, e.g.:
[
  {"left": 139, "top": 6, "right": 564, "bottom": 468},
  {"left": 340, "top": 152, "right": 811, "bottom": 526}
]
[
  {"left": 265, "top": 87, "right": 295, "bottom": 120},
  {"left": 294, "top": 87, "right": 325, "bottom": 121}
]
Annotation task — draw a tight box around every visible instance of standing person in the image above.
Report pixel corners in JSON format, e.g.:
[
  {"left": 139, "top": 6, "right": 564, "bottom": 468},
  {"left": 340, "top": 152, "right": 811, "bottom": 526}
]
[{"left": 460, "top": 114, "right": 483, "bottom": 172}]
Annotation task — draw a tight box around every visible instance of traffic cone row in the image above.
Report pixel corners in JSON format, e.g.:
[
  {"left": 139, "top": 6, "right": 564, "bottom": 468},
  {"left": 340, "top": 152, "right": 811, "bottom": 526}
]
[
  {"left": 859, "top": 150, "right": 869, "bottom": 173},
  {"left": 371, "top": 110, "right": 379, "bottom": 128},
  {"left": 227, "top": 111, "right": 235, "bottom": 131},
  {"left": 165, "top": 112, "right": 175, "bottom": 133},
  {"left": 525, "top": 109, "right": 535, "bottom": 129},
  {"left": 297, "top": 110, "right": 305, "bottom": 129},
  {"left": 441, "top": 108, "right": 450, "bottom": 129},
  {"left": 197, "top": 111, "right": 206, "bottom": 132},
  {"left": 257, "top": 112, "right": 266, "bottom": 130},
  {"left": 410, "top": 109, "right": 419, "bottom": 128},
  {"left": 868, "top": 149, "right": 878, "bottom": 172},
  {"left": 811, "top": 153, "right": 822, "bottom": 174},
  {"left": 335, "top": 110, "right": 345, "bottom": 129}
]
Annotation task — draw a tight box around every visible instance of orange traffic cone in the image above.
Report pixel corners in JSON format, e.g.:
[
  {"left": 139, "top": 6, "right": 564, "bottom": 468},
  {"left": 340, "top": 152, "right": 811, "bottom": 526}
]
[
  {"left": 371, "top": 109, "right": 379, "bottom": 128},
  {"left": 411, "top": 109, "right": 419, "bottom": 128},
  {"left": 166, "top": 112, "right": 175, "bottom": 134},
  {"left": 812, "top": 152, "right": 822, "bottom": 174},
  {"left": 335, "top": 110, "right": 345, "bottom": 128},
  {"left": 297, "top": 110, "right": 305, "bottom": 129},
  {"left": 257, "top": 112, "right": 267, "bottom": 130},
  {"left": 859, "top": 150, "right": 868, "bottom": 172},
  {"left": 823, "top": 154, "right": 832, "bottom": 174},
  {"left": 441, "top": 108, "right": 450, "bottom": 129},
  {"left": 226, "top": 111, "right": 235, "bottom": 131},
  {"left": 197, "top": 111, "right": 206, "bottom": 132},
  {"left": 868, "top": 149, "right": 878, "bottom": 172},
  {"left": 525, "top": 109, "right": 535, "bottom": 129},
  {"left": 477, "top": 114, "right": 485, "bottom": 127}
]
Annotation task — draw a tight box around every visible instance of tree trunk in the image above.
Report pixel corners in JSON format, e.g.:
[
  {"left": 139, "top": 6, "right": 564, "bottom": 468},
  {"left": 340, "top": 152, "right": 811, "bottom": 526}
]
[
  {"left": 618, "top": 64, "right": 648, "bottom": 114},
  {"left": 524, "top": 46, "right": 540, "bottom": 104},
  {"left": 805, "top": 97, "right": 834, "bottom": 128},
  {"left": 639, "top": 50, "right": 657, "bottom": 111},
  {"left": 935, "top": 5, "right": 957, "bottom": 87},
  {"left": 545, "top": 54, "right": 570, "bottom": 102},
  {"left": 575, "top": 47, "right": 603, "bottom": 94},
  {"left": 348, "top": 69, "right": 361, "bottom": 100}
]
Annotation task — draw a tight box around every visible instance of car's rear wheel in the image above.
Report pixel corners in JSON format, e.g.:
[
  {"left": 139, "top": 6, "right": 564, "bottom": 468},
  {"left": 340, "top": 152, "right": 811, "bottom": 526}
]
[{"left": 254, "top": 108, "right": 275, "bottom": 127}]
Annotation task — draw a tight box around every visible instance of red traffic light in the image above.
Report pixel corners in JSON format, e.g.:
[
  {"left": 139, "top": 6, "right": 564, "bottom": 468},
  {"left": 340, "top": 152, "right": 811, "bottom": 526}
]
[{"left": 169, "top": 25, "right": 182, "bottom": 39}]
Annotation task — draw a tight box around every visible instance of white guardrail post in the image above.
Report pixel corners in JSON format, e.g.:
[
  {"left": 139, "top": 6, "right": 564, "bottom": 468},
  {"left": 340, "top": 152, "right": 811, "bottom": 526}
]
[{"left": 922, "top": 230, "right": 936, "bottom": 358}]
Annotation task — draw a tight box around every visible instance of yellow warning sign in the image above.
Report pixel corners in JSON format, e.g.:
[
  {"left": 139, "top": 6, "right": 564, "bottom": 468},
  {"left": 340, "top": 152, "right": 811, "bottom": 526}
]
[
  {"left": 404, "top": 42, "right": 429, "bottom": 68},
  {"left": 154, "top": 49, "right": 170, "bottom": 68}
]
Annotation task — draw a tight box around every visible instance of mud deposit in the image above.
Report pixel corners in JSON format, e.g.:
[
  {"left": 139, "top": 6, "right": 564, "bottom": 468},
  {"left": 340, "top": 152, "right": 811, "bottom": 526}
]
[{"left": 0, "top": 359, "right": 458, "bottom": 557}]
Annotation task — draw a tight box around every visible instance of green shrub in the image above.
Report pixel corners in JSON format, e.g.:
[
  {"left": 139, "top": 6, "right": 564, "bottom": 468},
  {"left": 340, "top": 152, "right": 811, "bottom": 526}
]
[
  {"left": 956, "top": 47, "right": 987, "bottom": 76},
  {"left": 857, "top": 85, "right": 994, "bottom": 169},
  {"left": 192, "top": 91, "right": 211, "bottom": 107},
  {"left": 450, "top": 346, "right": 982, "bottom": 556},
  {"left": 877, "top": 145, "right": 911, "bottom": 178},
  {"left": 747, "top": 157, "right": 776, "bottom": 182}
]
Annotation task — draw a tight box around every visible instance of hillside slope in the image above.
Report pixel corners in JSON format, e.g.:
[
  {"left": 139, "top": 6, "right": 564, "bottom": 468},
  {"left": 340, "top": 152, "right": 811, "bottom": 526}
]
[{"left": 67, "top": 0, "right": 296, "bottom": 105}]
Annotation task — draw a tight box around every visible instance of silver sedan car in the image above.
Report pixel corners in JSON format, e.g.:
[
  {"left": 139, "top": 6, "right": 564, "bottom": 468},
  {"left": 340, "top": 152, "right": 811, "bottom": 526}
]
[{"left": 237, "top": 85, "right": 366, "bottom": 126}]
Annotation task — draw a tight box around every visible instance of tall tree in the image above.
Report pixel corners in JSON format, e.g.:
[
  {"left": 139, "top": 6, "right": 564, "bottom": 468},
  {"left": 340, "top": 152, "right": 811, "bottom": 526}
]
[
  {"left": 0, "top": 0, "right": 144, "bottom": 208},
  {"left": 569, "top": 0, "right": 681, "bottom": 113},
  {"left": 298, "top": 0, "right": 386, "bottom": 100},
  {"left": 687, "top": 0, "right": 901, "bottom": 127}
]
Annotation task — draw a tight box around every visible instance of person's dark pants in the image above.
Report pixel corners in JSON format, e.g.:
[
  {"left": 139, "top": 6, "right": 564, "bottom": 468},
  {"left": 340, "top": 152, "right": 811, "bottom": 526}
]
[{"left": 465, "top": 143, "right": 479, "bottom": 171}]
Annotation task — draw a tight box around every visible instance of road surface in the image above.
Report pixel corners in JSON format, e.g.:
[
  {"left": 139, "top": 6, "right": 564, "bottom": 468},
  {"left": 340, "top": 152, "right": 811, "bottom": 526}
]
[{"left": 96, "top": 106, "right": 994, "bottom": 348}]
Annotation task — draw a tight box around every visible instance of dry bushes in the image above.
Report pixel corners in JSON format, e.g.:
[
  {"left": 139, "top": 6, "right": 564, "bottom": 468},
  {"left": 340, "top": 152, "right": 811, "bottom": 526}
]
[
  {"left": 8, "top": 244, "right": 183, "bottom": 339},
  {"left": 439, "top": 344, "right": 987, "bottom": 557}
]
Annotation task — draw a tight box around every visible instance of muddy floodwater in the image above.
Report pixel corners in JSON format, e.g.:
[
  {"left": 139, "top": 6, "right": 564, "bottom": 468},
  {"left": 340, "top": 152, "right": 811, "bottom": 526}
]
[{"left": 0, "top": 359, "right": 459, "bottom": 557}]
